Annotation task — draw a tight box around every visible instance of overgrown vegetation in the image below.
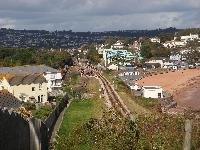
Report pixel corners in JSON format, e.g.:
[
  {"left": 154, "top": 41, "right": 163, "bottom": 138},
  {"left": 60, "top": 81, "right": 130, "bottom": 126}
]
[
  {"left": 0, "top": 48, "right": 73, "bottom": 68},
  {"left": 22, "top": 102, "right": 53, "bottom": 121},
  {"left": 32, "top": 106, "right": 52, "bottom": 121},
  {"left": 56, "top": 111, "right": 186, "bottom": 150},
  {"left": 134, "top": 97, "right": 161, "bottom": 112}
]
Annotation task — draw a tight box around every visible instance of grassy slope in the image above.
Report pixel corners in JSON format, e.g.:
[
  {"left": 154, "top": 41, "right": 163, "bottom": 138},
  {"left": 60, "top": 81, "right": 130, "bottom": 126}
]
[
  {"left": 103, "top": 71, "right": 150, "bottom": 115},
  {"left": 55, "top": 77, "right": 105, "bottom": 149}
]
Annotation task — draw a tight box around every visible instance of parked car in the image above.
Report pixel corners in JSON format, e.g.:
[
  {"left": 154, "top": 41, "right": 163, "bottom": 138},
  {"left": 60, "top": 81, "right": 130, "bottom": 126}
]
[{"left": 188, "top": 64, "right": 196, "bottom": 69}]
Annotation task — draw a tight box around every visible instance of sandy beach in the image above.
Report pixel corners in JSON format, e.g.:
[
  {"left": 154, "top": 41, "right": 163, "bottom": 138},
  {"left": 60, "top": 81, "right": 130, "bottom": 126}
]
[{"left": 137, "top": 69, "right": 200, "bottom": 110}]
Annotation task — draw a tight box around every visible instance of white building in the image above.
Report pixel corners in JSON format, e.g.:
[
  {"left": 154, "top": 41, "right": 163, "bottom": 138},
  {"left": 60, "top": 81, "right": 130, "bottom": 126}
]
[
  {"left": 107, "top": 64, "right": 119, "bottom": 70},
  {"left": 150, "top": 37, "right": 161, "bottom": 43},
  {"left": 170, "top": 53, "right": 182, "bottom": 61},
  {"left": 130, "top": 83, "right": 141, "bottom": 91},
  {"left": 146, "top": 57, "right": 166, "bottom": 68},
  {"left": 163, "top": 40, "right": 186, "bottom": 48},
  {"left": 0, "top": 65, "right": 62, "bottom": 92},
  {"left": 103, "top": 48, "right": 136, "bottom": 66},
  {"left": 112, "top": 40, "right": 124, "bottom": 49},
  {"left": 142, "top": 86, "right": 163, "bottom": 99},
  {"left": 97, "top": 44, "right": 105, "bottom": 54},
  {"left": 0, "top": 74, "right": 48, "bottom": 103},
  {"left": 180, "top": 33, "right": 199, "bottom": 42}
]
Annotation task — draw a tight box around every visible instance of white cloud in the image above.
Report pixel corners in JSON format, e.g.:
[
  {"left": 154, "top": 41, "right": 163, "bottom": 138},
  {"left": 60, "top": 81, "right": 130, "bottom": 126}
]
[
  {"left": 0, "top": 0, "right": 199, "bottom": 31},
  {"left": 0, "top": 18, "right": 15, "bottom": 28}
]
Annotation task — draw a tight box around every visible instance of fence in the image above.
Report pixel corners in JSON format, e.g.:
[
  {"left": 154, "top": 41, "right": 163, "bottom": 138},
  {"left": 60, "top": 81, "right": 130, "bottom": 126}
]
[
  {"left": 45, "top": 95, "right": 69, "bottom": 140},
  {"left": 0, "top": 95, "right": 69, "bottom": 150}
]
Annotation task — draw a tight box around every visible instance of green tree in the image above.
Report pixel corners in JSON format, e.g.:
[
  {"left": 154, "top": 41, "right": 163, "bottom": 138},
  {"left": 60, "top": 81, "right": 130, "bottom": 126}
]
[
  {"left": 140, "top": 44, "right": 152, "bottom": 59},
  {"left": 158, "top": 32, "right": 174, "bottom": 43},
  {"left": 86, "top": 45, "right": 100, "bottom": 65}
]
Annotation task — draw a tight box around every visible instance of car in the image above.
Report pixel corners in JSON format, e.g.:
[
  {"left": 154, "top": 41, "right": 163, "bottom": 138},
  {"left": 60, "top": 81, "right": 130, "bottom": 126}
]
[{"left": 188, "top": 64, "right": 196, "bottom": 69}]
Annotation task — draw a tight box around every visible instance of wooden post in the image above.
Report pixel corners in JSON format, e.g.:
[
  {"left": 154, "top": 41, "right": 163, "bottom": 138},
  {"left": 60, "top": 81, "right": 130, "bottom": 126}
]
[{"left": 183, "top": 119, "right": 192, "bottom": 150}]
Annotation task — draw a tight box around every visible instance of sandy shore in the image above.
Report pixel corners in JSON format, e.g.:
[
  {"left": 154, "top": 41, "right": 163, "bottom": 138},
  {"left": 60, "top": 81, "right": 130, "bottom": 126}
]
[{"left": 137, "top": 69, "right": 200, "bottom": 110}]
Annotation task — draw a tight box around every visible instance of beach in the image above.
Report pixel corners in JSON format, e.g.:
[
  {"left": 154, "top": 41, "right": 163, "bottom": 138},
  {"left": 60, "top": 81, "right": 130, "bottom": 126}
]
[{"left": 137, "top": 69, "right": 200, "bottom": 110}]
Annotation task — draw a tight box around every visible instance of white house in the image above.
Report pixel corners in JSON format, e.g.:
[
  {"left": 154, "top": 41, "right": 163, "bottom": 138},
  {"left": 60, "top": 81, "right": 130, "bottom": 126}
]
[
  {"left": 180, "top": 33, "right": 199, "bottom": 42},
  {"left": 97, "top": 44, "right": 105, "bottom": 54},
  {"left": 163, "top": 40, "right": 186, "bottom": 48},
  {"left": 163, "top": 41, "right": 175, "bottom": 48},
  {"left": 0, "top": 74, "right": 48, "bottom": 103},
  {"left": 0, "top": 65, "right": 62, "bottom": 92},
  {"left": 130, "top": 83, "right": 141, "bottom": 91},
  {"left": 150, "top": 37, "right": 161, "bottom": 43},
  {"left": 142, "top": 86, "right": 163, "bottom": 99},
  {"left": 112, "top": 40, "right": 124, "bottom": 49},
  {"left": 146, "top": 57, "right": 166, "bottom": 68},
  {"left": 170, "top": 53, "right": 182, "bottom": 61},
  {"left": 107, "top": 64, "right": 119, "bottom": 70},
  {"left": 163, "top": 61, "right": 174, "bottom": 69}
]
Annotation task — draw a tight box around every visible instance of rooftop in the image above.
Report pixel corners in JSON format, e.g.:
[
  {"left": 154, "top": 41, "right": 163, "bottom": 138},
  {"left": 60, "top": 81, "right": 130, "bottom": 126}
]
[
  {"left": 0, "top": 65, "right": 59, "bottom": 74},
  {"left": 143, "top": 86, "right": 162, "bottom": 89},
  {"left": 0, "top": 90, "right": 21, "bottom": 109},
  {"left": 3, "top": 74, "right": 47, "bottom": 86}
]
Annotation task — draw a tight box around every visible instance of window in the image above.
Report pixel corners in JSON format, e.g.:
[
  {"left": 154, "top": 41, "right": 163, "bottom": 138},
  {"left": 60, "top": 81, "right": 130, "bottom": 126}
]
[
  {"left": 50, "top": 74, "right": 55, "bottom": 79},
  {"left": 41, "top": 95, "right": 43, "bottom": 102},
  {"left": 32, "top": 87, "right": 35, "bottom": 91},
  {"left": 39, "top": 84, "right": 42, "bottom": 90},
  {"left": 38, "top": 96, "right": 40, "bottom": 103}
]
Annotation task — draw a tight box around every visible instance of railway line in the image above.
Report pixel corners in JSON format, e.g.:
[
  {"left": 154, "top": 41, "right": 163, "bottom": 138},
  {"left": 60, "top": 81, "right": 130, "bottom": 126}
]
[{"left": 96, "top": 72, "right": 132, "bottom": 119}]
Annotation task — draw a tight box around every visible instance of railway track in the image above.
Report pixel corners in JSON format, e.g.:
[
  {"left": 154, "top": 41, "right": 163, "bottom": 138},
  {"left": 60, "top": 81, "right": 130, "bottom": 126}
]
[{"left": 96, "top": 72, "right": 132, "bottom": 119}]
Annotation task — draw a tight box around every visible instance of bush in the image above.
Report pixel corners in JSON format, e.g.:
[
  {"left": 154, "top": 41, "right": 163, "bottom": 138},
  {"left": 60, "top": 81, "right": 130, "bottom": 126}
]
[
  {"left": 60, "top": 112, "right": 185, "bottom": 150},
  {"left": 22, "top": 102, "right": 36, "bottom": 111},
  {"left": 32, "top": 106, "right": 52, "bottom": 121}
]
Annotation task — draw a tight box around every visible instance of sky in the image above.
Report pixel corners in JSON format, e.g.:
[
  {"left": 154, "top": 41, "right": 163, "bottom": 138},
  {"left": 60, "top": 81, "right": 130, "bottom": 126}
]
[{"left": 0, "top": 0, "right": 200, "bottom": 31}]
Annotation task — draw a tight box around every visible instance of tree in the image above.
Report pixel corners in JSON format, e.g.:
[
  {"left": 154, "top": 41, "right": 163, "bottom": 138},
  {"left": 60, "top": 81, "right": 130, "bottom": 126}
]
[
  {"left": 140, "top": 44, "right": 152, "bottom": 59},
  {"left": 86, "top": 45, "right": 100, "bottom": 65},
  {"left": 158, "top": 32, "right": 174, "bottom": 43},
  {"left": 104, "top": 37, "right": 116, "bottom": 49}
]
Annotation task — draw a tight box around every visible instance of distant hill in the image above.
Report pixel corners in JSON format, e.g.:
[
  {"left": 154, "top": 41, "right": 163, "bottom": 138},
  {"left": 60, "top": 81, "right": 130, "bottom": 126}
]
[{"left": 0, "top": 27, "right": 182, "bottom": 49}]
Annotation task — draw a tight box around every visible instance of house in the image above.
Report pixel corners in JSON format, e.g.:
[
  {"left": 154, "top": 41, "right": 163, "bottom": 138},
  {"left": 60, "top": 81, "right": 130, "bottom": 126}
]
[
  {"left": 170, "top": 53, "right": 182, "bottom": 61},
  {"left": 129, "top": 41, "right": 141, "bottom": 50},
  {"left": 180, "top": 33, "right": 199, "bottom": 42},
  {"left": 145, "top": 57, "right": 167, "bottom": 68},
  {"left": 0, "top": 90, "right": 21, "bottom": 109},
  {"left": 142, "top": 86, "right": 163, "bottom": 99},
  {"left": 103, "top": 48, "right": 136, "bottom": 67},
  {"left": 163, "top": 40, "right": 186, "bottom": 48},
  {"left": 112, "top": 40, "right": 124, "bottom": 49},
  {"left": 130, "top": 83, "right": 141, "bottom": 91},
  {"left": 163, "top": 61, "right": 174, "bottom": 69},
  {"left": 0, "top": 65, "right": 62, "bottom": 92},
  {"left": 107, "top": 64, "right": 119, "bottom": 70},
  {"left": 97, "top": 44, "right": 105, "bottom": 54},
  {"left": 150, "top": 37, "right": 161, "bottom": 43},
  {"left": 0, "top": 74, "right": 48, "bottom": 103}
]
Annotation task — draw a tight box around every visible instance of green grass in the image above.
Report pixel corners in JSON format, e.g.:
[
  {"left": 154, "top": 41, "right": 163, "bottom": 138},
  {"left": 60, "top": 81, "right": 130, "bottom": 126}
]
[
  {"left": 55, "top": 98, "right": 103, "bottom": 149},
  {"left": 55, "top": 76, "right": 105, "bottom": 149},
  {"left": 102, "top": 70, "right": 150, "bottom": 115}
]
